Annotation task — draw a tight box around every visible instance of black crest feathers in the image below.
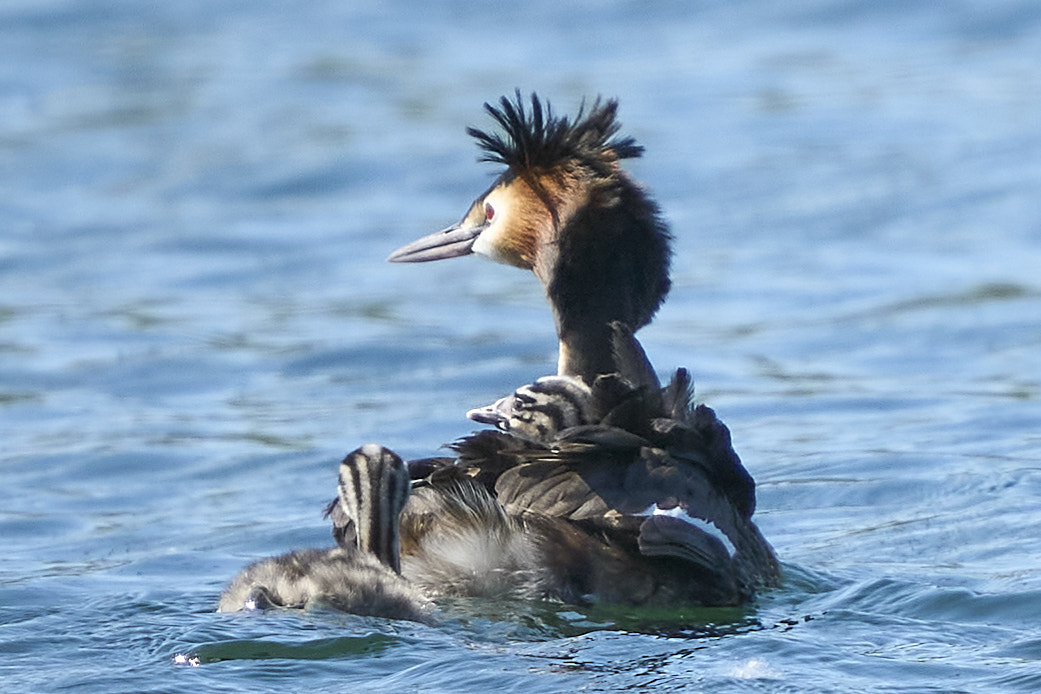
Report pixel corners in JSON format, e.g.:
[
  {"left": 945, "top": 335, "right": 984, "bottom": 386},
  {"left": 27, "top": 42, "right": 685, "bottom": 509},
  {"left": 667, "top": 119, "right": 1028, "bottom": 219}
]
[{"left": 466, "top": 90, "right": 643, "bottom": 174}]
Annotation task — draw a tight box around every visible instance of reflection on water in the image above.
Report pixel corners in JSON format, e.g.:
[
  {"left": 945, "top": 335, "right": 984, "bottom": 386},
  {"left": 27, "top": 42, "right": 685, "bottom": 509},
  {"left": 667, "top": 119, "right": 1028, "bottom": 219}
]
[{"left": 2, "top": 0, "right": 1041, "bottom": 692}]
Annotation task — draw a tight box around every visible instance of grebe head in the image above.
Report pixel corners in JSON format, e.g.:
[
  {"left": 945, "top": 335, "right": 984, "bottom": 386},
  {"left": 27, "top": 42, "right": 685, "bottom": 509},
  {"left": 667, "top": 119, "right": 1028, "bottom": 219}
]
[
  {"left": 388, "top": 92, "right": 673, "bottom": 384},
  {"left": 466, "top": 375, "right": 594, "bottom": 443}
]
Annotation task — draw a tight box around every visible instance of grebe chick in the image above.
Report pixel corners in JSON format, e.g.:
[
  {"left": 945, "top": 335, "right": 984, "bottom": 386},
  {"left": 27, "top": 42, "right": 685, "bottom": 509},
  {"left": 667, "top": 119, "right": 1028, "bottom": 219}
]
[
  {"left": 388, "top": 91, "right": 671, "bottom": 385},
  {"left": 466, "top": 375, "right": 596, "bottom": 445},
  {"left": 218, "top": 445, "right": 431, "bottom": 622}
]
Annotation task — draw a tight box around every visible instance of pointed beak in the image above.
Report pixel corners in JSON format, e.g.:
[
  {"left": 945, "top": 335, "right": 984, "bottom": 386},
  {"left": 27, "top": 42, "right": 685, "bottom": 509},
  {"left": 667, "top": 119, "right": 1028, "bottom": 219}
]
[
  {"left": 466, "top": 396, "right": 513, "bottom": 429},
  {"left": 387, "top": 222, "right": 485, "bottom": 263}
]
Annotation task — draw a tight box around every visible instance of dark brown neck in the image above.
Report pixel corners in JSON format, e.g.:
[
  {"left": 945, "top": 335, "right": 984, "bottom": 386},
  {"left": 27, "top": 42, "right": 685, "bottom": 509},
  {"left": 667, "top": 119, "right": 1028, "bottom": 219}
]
[
  {"left": 535, "top": 180, "right": 672, "bottom": 384},
  {"left": 556, "top": 322, "right": 617, "bottom": 384}
]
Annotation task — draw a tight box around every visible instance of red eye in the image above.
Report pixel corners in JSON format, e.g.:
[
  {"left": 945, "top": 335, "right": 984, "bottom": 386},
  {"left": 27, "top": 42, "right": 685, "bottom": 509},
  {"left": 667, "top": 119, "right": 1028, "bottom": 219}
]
[{"left": 485, "top": 203, "right": 495, "bottom": 221}]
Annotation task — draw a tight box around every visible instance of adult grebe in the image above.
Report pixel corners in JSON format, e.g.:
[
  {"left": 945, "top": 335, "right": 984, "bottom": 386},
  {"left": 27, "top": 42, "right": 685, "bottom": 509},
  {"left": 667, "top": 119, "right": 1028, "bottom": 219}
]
[
  {"left": 218, "top": 445, "right": 431, "bottom": 621},
  {"left": 370, "top": 93, "right": 778, "bottom": 605}
]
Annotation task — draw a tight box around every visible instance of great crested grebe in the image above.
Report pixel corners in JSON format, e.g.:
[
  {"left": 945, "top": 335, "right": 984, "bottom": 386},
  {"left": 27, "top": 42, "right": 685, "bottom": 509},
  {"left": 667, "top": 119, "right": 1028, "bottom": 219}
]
[
  {"left": 218, "top": 445, "right": 431, "bottom": 622},
  {"left": 328, "top": 92, "right": 776, "bottom": 608}
]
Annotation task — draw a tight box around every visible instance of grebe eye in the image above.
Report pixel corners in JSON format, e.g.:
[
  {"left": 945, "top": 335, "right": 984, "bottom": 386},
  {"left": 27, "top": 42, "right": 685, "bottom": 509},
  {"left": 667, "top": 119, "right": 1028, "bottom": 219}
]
[{"left": 485, "top": 203, "right": 495, "bottom": 221}]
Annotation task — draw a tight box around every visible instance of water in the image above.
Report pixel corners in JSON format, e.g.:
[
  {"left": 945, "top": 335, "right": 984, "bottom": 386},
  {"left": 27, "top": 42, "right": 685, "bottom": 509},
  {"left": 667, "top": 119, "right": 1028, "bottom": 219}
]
[{"left": 2, "top": 0, "right": 1041, "bottom": 691}]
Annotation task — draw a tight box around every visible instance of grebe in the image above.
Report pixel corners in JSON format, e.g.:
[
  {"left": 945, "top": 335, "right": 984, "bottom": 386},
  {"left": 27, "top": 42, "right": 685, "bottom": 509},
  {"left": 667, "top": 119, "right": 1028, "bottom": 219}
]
[
  {"left": 372, "top": 93, "right": 778, "bottom": 605},
  {"left": 218, "top": 445, "right": 431, "bottom": 622}
]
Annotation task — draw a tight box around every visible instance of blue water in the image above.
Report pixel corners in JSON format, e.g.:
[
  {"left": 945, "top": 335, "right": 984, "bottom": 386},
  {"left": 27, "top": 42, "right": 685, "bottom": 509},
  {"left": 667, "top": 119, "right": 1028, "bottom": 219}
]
[{"left": 3, "top": 0, "right": 1041, "bottom": 691}]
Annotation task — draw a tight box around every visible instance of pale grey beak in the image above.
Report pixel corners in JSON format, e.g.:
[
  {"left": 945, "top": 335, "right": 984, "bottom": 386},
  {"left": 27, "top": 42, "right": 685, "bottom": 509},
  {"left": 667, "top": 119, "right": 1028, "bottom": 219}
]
[
  {"left": 387, "top": 222, "right": 486, "bottom": 263},
  {"left": 465, "top": 396, "right": 513, "bottom": 429}
]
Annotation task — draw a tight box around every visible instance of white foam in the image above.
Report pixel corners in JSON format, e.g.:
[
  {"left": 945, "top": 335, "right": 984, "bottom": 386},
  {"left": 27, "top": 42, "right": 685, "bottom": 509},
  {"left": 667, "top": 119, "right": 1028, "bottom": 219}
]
[{"left": 728, "top": 658, "right": 779, "bottom": 680}]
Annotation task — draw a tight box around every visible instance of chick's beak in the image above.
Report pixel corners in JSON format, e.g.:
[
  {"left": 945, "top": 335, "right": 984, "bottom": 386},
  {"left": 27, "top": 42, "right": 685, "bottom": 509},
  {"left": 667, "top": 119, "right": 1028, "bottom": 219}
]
[
  {"left": 387, "top": 222, "right": 486, "bottom": 263},
  {"left": 465, "top": 395, "right": 513, "bottom": 431}
]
